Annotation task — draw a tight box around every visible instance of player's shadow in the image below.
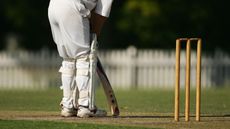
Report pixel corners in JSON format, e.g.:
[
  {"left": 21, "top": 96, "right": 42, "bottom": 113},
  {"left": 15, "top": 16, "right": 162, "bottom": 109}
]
[
  {"left": 110, "top": 115, "right": 173, "bottom": 119},
  {"left": 109, "top": 114, "right": 230, "bottom": 121}
]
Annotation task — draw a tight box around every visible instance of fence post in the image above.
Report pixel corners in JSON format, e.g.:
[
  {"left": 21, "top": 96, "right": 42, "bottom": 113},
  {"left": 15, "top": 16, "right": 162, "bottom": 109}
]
[{"left": 127, "top": 46, "right": 138, "bottom": 88}]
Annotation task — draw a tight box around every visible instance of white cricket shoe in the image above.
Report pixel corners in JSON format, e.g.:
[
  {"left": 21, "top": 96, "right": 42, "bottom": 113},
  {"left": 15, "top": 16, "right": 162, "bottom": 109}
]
[
  {"left": 61, "top": 107, "right": 77, "bottom": 117},
  {"left": 60, "top": 103, "right": 77, "bottom": 117},
  {"left": 77, "top": 106, "right": 107, "bottom": 118}
]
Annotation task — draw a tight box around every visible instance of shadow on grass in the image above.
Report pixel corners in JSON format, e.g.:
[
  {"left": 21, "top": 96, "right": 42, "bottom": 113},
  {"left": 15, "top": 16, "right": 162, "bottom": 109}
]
[{"left": 118, "top": 115, "right": 173, "bottom": 119}]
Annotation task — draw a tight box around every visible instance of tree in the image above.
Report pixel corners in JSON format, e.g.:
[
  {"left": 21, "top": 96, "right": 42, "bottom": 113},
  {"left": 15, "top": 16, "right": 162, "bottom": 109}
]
[
  {"left": 0, "top": 0, "right": 229, "bottom": 53},
  {"left": 109, "top": 0, "right": 230, "bottom": 53},
  {"left": 0, "top": 0, "right": 53, "bottom": 50}
]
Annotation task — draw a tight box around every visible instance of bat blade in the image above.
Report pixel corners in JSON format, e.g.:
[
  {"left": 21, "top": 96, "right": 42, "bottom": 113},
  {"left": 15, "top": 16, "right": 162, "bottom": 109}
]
[{"left": 96, "top": 58, "right": 120, "bottom": 116}]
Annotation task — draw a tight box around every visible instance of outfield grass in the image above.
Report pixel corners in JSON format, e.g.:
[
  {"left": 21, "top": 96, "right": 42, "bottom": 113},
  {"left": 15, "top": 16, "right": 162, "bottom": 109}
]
[
  {"left": 0, "top": 120, "right": 155, "bottom": 129},
  {"left": 0, "top": 87, "right": 230, "bottom": 129},
  {"left": 1, "top": 87, "right": 229, "bottom": 114},
  {"left": 0, "top": 89, "right": 61, "bottom": 111}
]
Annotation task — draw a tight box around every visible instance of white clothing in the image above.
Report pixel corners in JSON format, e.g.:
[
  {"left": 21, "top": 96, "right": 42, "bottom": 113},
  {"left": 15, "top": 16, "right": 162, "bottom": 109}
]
[
  {"left": 81, "top": 0, "right": 113, "bottom": 17},
  {"left": 48, "top": 0, "right": 113, "bottom": 110},
  {"left": 48, "top": 0, "right": 90, "bottom": 58},
  {"left": 75, "top": 55, "right": 90, "bottom": 106},
  {"left": 48, "top": 0, "right": 113, "bottom": 58},
  {"left": 59, "top": 56, "right": 91, "bottom": 109},
  {"left": 94, "top": 0, "right": 113, "bottom": 17},
  {"left": 59, "top": 61, "right": 76, "bottom": 109}
]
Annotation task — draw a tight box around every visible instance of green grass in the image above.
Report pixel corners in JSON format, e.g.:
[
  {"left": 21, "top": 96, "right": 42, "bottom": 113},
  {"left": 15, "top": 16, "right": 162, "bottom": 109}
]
[
  {"left": 1, "top": 87, "right": 229, "bottom": 114},
  {"left": 0, "top": 120, "right": 155, "bottom": 129},
  {"left": 0, "top": 87, "right": 230, "bottom": 129},
  {"left": 0, "top": 89, "right": 61, "bottom": 111}
]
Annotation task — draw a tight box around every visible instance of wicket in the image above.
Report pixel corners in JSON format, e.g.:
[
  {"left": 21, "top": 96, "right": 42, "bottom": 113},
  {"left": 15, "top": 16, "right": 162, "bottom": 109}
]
[{"left": 174, "top": 38, "right": 202, "bottom": 122}]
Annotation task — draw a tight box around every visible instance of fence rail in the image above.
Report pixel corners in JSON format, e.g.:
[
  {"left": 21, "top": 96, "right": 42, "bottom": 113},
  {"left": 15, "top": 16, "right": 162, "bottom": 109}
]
[
  {"left": 0, "top": 50, "right": 61, "bottom": 89},
  {"left": 0, "top": 47, "right": 230, "bottom": 89}
]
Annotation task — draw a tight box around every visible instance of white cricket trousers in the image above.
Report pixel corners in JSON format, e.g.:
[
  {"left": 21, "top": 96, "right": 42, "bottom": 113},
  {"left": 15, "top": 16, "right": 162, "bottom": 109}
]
[{"left": 48, "top": 0, "right": 96, "bottom": 109}]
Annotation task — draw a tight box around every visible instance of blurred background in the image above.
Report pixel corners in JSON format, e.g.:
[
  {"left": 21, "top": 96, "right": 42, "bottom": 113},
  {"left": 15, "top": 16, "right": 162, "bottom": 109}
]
[{"left": 0, "top": 0, "right": 229, "bottom": 89}]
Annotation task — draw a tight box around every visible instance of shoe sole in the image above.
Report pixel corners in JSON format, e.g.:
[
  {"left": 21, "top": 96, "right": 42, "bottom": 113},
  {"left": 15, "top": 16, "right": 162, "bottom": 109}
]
[
  {"left": 61, "top": 111, "right": 77, "bottom": 117},
  {"left": 77, "top": 113, "right": 107, "bottom": 118}
]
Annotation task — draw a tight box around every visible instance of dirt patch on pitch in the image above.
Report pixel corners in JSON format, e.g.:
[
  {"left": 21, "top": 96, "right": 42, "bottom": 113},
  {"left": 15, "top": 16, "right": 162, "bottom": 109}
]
[{"left": 1, "top": 111, "right": 230, "bottom": 129}]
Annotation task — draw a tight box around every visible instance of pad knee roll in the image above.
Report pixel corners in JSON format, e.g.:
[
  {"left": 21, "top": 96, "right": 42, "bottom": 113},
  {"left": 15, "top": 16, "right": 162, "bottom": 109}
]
[{"left": 59, "top": 60, "right": 76, "bottom": 76}]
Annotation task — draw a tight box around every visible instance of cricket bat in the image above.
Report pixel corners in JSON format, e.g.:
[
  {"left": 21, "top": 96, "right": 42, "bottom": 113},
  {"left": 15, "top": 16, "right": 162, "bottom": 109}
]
[{"left": 96, "top": 58, "right": 120, "bottom": 116}]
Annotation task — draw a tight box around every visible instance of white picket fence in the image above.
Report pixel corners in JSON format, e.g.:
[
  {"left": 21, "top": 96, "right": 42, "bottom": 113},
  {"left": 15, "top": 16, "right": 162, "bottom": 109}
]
[
  {"left": 99, "top": 46, "right": 230, "bottom": 89},
  {"left": 0, "top": 50, "right": 61, "bottom": 89},
  {"left": 0, "top": 47, "right": 230, "bottom": 89}
]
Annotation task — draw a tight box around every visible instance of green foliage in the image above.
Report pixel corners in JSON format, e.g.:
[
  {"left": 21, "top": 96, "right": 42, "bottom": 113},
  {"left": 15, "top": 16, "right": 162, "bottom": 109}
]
[
  {"left": 117, "top": 0, "right": 160, "bottom": 47},
  {"left": 0, "top": 0, "right": 53, "bottom": 50},
  {"left": 113, "top": 0, "right": 230, "bottom": 52},
  {"left": 0, "top": 0, "right": 230, "bottom": 52}
]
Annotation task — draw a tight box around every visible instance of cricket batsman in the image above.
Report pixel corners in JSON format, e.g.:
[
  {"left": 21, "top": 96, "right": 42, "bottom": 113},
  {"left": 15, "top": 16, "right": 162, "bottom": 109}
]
[{"left": 48, "top": 0, "right": 113, "bottom": 117}]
